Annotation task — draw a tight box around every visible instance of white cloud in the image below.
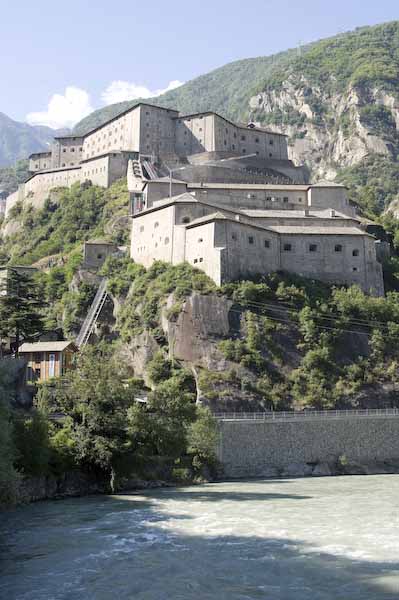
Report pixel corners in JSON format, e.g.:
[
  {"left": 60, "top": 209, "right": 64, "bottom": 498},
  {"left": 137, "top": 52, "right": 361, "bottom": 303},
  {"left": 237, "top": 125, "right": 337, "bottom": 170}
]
[
  {"left": 101, "top": 79, "right": 184, "bottom": 105},
  {"left": 26, "top": 86, "right": 94, "bottom": 129}
]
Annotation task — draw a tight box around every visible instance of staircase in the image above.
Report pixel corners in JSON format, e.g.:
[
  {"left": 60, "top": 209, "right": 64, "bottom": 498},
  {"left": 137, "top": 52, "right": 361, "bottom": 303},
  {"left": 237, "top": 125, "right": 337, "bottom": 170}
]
[
  {"left": 142, "top": 160, "right": 158, "bottom": 180},
  {"left": 76, "top": 278, "right": 108, "bottom": 348}
]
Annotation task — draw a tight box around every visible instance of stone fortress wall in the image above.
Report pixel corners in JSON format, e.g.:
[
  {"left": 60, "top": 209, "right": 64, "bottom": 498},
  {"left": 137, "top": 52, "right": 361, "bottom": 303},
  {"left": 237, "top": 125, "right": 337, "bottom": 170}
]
[{"left": 217, "top": 415, "right": 399, "bottom": 477}]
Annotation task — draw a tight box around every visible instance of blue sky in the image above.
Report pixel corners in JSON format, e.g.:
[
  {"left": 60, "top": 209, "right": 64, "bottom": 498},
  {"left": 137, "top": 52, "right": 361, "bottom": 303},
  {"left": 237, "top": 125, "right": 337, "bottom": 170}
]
[{"left": 1, "top": 0, "right": 398, "bottom": 128}]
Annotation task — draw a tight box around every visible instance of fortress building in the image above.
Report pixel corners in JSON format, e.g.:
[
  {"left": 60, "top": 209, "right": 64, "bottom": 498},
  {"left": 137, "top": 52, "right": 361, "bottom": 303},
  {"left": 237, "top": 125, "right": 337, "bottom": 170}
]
[{"left": 4, "top": 103, "right": 385, "bottom": 295}]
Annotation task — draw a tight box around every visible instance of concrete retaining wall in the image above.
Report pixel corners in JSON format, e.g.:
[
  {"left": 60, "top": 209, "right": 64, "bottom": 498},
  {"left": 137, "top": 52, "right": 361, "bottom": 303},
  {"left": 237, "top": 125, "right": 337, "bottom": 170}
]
[{"left": 218, "top": 416, "right": 399, "bottom": 478}]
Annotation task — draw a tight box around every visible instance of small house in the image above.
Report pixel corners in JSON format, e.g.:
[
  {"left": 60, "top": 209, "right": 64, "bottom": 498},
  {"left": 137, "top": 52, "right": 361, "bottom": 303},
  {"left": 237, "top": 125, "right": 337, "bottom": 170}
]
[
  {"left": 18, "top": 341, "right": 77, "bottom": 383},
  {"left": 82, "top": 240, "right": 118, "bottom": 269}
]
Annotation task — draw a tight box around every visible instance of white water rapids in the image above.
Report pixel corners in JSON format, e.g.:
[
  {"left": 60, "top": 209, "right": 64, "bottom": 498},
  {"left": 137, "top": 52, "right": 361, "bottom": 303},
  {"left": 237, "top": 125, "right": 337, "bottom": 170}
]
[{"left": 1, "top": 475, "right": 399, "bottom": 599}]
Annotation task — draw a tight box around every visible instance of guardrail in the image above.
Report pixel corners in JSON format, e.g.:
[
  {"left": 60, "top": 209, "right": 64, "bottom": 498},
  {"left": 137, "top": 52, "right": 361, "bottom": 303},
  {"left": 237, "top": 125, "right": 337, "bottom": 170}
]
[{"left": 214, "top": 408, "right": 399, "bottom": 421}]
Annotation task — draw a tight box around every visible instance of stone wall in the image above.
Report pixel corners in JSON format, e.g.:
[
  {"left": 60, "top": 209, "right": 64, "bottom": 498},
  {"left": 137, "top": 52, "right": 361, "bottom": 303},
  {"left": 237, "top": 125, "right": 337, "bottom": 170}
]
[{"left": 218, "top": 416, "right": 399, "bottom": 477}]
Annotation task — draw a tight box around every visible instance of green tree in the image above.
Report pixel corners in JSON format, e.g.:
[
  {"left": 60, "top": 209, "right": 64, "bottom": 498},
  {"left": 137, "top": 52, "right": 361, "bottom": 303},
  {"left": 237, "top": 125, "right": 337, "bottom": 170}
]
[
  {"left": 0, "top": 269, "right": 46, "bottom": 355},
  {"left": 49, "top": 343, "right": 138, "bottom": 489},
  {"left": 0, "top": 395, "right": 20, "bottom": 506}
]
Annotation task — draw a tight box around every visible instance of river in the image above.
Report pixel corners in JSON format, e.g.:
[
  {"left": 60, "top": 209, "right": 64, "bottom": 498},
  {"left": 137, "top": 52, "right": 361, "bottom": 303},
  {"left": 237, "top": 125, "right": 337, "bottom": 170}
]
[{"left": 1, "top": 475, "right": 399, "bottom": 599}]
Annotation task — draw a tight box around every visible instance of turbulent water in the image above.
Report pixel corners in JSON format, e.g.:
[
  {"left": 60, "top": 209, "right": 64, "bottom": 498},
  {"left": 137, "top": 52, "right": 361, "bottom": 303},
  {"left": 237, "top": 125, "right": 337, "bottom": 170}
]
[{"left": 1, "top": 476, "right": 399, "bottom": 599}]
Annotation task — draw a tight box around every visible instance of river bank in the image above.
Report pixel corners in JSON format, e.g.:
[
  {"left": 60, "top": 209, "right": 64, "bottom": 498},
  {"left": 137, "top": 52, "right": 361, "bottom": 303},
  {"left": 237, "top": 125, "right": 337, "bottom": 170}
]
[{"left": 8, "top": 455, "right": 399, "bottom": 509}]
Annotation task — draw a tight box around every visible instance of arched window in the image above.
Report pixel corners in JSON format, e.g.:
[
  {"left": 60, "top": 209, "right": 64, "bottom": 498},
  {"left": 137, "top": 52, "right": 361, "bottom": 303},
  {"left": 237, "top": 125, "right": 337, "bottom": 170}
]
[{"left": 154, "top": 222, "right": 159, "bottom": 228}]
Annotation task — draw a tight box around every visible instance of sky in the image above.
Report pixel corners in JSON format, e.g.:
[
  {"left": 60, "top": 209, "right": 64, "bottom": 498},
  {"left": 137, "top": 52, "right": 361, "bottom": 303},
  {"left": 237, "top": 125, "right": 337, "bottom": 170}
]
[{"left": 0, "top": 0, "right": 398, "bottom": 129}]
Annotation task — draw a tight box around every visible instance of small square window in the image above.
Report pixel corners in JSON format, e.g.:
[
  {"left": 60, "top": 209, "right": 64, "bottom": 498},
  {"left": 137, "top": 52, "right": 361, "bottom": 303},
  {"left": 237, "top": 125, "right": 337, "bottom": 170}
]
[
  {"left": 335, "top": 244, "right": 343, "bottom": 252},
  {"left": 199, "top": 258, "right": 203, "bottom": 262},
  {"left": 353, "top": 267, "right": 358, "bottom": 272},
  {"left": 269, "top": 139, "right": 274, "bottom": 146},
  {"left": 352, "top": 249, "right": 359, "bottom": 257},
  {"left": 241, "top": 135, "right": 246, "bottom": 141},
  {"left": 283, "top": 243, "right": 292, "bottom": 252},
  {"left": 248, "top": 236, "right": 254, "bottom": 245},
  {"left": 264, "top": 240, "right": 270, "bottom": 248},
  {"left": 283, "top": 197, "right": 289, "bottom": 203},
  {"left": 309, "top": 243, "right": 317, "bottom": 252}
]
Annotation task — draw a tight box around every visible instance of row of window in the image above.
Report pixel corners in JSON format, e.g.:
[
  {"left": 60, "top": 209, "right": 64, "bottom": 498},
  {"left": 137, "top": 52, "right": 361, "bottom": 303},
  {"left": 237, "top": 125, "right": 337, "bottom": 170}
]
[
  {"left": 283, "top": 243, "right": 359, "bottom": 255},
  {"left": 62, "top": 147, "right": 82, "bottom": 153}
]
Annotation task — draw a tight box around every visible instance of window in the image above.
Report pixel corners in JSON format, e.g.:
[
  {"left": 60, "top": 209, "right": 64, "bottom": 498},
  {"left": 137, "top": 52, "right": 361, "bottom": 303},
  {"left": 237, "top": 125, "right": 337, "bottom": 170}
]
[
  {"left": 62, "top": 163, "right": 66, "bottom": 167},
  {"left": 298, "top": 197, "right": 302, "bottom": 202},
  {"left": 352, "top": 249, "right": 359, "bottom": 257},
  {"left": 283, "top": 243, "right": 292, "bottom": 252},
  {"left": 224, "top": 140, "right": 227, "bottom": 145},
  {"left": 269, "top": 153, "right": 273, "bottom": 157},
  {"left": 198, "top": 238, "right": 203, "bottom": 243},
  {"left": 140, "top": 225, "right": 144, "bottom": 232},
  {"left": 335, "top": 244, "right": 343, "bottom": 252},
  {"left": 255, "top": 137, "right": 259, "bottom": 143},
  {"left": 232, "top": 233, "right": 237, "bottom": 241},
  {"left": 266, "top": 196, "right": 272, "bottom": 202},
  {"left": 199, "top": 127, "right": 202, "bottom": 132},
  {"left": 283, "top": 197, "right": 289, "bottom": 203},
  {"left": 194, "top": 258, "right": 198, "bottom": 264},
  {"left": 233, "top": 132, "right": 237, "bottom": 138},
  {"left": 154, "top": 222, "right": 159, "bottom": 228},
  {"left": 264, "top": 240, "right": 270, "bottom": 248},
  {"left": 353, "top": 267, "right": 358, "bottom": 272},
  {"left": 241, "top": 135, "right": 246, "bottom": 141},
  {"left": 35, "top": 164, "right": 39, "bottom": 169},
  {"left": 199, "top": 257, "right": 203, "bottom": 262},
  {"left": 232, "top": 144, "right": 235, "bottom": 150},
  {"left": 269, "top": 139, "right": 274, "bottom": 146},
  {"left": 164, "top": 237, "right": 170, "bottom": 245},
  {"left": 242, "top": 148, "right": 247, "bottom": 154},
  {"left": 97, "top": 253, "right": 103, "bottom": 260},
  {"left": 309, "top": 243, "right": 317, "bottom": 252},
  {"left": 63, "top": 149, "right": 66, "bottom": 153},
  {"left": 71, "top": 148, "right": 75, "bottom": 152},
  {"left": 79, "top": 147, "right": 83, "bottom": 152},
  {"left": 49, "top": 353, "right": 56, "bottom": 378},
  {"left": 225, "top": 128, "right": 228, "bottom": 134},
  {"left": 181, "top": 216, "right": 190, "bottom": 224},
  {"left": 248, "top": 236, "right": 254, "bottom": 245}
]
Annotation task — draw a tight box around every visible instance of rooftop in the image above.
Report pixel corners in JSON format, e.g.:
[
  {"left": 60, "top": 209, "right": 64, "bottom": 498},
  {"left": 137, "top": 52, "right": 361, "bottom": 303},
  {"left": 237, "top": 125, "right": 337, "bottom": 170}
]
[
  {"left": 19, "top": 341, "right": 76, "bottom": 353},
  {"left": 173, "top": 111, "right": 288, "bottom": 137},
  {"left": 265, "top": 226, "right": 369, "bottom": 236}
]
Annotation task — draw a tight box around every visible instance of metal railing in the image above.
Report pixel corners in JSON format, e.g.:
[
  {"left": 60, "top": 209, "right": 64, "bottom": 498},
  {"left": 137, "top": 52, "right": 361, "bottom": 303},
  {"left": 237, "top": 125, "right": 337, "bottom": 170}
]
[
  {"left": 76, "top": 278, "right": 108, "bottom": 348},
  {"left": 214, "top": 408, "right": 399, "bottom": 421}
]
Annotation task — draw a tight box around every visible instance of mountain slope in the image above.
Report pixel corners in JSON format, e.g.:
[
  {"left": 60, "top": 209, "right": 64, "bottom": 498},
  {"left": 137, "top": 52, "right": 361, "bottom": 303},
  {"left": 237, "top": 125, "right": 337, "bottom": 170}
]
[
  {"left": 73, "top": 47, "right": 305, "bottom": 134},
  {"left": 0, "top": 112, "right": 68, "bottom": 168}
]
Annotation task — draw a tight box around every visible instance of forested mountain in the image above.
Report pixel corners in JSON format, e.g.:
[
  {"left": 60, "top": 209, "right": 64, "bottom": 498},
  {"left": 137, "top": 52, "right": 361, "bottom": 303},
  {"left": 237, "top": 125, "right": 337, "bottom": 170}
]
[{"left": 0, "top": 112, "right": 68, "bottom": 168}]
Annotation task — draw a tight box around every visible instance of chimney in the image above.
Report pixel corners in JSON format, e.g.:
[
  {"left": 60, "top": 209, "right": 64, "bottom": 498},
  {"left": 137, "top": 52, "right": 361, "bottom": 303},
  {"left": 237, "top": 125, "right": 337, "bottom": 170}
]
[{"left": 330, "top": 209, "right": 336, "bottom": 218}]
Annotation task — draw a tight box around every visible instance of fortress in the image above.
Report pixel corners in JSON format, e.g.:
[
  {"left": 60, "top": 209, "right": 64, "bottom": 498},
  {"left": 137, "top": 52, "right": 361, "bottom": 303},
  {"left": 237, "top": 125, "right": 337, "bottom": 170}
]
[{"left": 5, "top": 102, "right": 385, "bottom": 295}]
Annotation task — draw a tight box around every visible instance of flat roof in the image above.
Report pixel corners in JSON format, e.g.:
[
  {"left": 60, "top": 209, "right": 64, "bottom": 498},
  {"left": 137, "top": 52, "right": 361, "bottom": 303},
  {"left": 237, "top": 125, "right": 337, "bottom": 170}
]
[
  {"left": 241, "top": 209, "right": 354, "bottom": 220},
  {"left": 266, "top": 226, "right": 369, "bottom": 236},
  {"left": 19, "top": 341, "right": 76, "bottom": 353},
  {"left": 173, "top": 111, "right": 288, "bottom": 137},
  {"left": 24, "top": 165, "right": 81, "bottom": 183},
  {"left": 29, "top": 151, "right": 51, "bottom": 159},
  {"left": 53, "top": 134, "right": 85, "bottom": 141},
  {"left": 188, "top": 182, "right": 310, "bottom": 191}
]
